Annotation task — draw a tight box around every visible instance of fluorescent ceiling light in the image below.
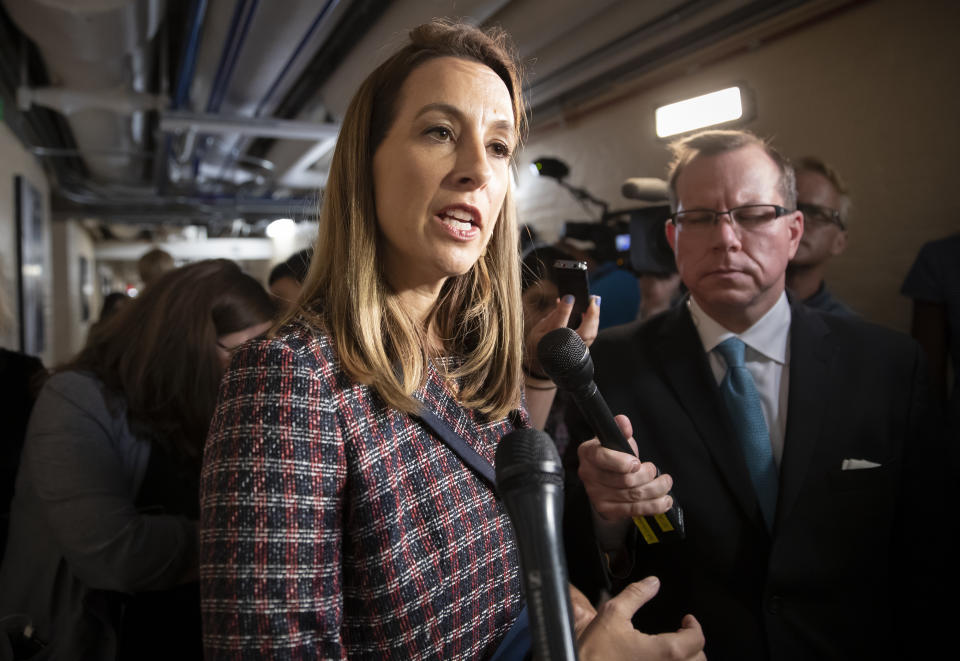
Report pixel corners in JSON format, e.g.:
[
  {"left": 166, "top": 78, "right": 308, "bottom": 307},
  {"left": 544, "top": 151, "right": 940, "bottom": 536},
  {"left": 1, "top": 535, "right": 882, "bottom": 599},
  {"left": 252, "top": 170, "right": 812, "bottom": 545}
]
[
  {"left": 656, "top": 86, "right": 743, "bottom": 138},
  {"left": 266, "top": 218, "right": 296, "bottom": 239}
]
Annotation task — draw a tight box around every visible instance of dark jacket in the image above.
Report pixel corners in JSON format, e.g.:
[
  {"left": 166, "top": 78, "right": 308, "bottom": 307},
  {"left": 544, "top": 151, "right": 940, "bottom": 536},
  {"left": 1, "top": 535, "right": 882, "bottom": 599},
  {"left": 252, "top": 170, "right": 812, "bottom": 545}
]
[
  {"left": 565, "top": 300, "right": 948, "bottom": 660},
  {"left": 0, "top": 372, "right": 197, "bottom": 660}
]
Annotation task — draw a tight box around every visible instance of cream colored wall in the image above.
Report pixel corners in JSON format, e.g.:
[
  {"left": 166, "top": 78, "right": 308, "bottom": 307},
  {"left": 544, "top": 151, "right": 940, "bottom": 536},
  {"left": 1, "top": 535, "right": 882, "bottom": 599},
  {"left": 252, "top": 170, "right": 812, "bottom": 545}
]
[
  {"left": 516, "top": 0, "right": 960, "bottom": 332},
  {"left": 0, "top": 122, "right": 53, "bottom": 364}
]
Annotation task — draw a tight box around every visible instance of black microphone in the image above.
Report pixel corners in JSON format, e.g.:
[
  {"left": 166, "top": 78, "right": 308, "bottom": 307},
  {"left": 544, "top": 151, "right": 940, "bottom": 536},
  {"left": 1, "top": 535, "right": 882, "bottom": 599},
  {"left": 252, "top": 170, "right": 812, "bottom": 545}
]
[
  {"left": 495, "top": 428, "right": 578, "bottom": 661},
  {"left": 537, "top": 327, "right": 685, "bottom": 544}
]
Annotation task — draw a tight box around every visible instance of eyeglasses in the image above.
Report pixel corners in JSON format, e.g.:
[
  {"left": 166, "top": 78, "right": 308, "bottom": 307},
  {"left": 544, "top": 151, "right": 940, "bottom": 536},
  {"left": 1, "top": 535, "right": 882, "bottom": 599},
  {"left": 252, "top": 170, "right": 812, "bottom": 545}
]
[
  {"left": 797, "top": 202, "right": 845, "bottom": 230},
  {"left": 671, "top": 204, "right": 791, "bottom": 234}
]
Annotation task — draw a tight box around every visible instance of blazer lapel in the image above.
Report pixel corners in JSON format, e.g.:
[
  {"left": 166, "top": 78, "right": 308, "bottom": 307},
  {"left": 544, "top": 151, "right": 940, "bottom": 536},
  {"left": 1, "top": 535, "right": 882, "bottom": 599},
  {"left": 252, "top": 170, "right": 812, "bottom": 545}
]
[
  {"left": 650, "top": 305, "right": 765, "bottom": 527},
  {"left": 776, "top": 303, "right": 833, "bottom": 525}
]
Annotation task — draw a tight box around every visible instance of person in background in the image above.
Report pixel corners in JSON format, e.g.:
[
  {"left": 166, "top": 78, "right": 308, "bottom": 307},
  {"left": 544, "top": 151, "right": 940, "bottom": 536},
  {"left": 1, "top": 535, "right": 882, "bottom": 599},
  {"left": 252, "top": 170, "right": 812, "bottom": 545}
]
[
  {"left": 567, "top": 129, "right": 946, "bottom": 659},
  {"left": 520, "top": 243, "right": 599, "bottom": 453},
  {"left": 557, "top": 236, "right": 641, "bottom": 330},
  {"left": 136, "top": 247, "right": 175, "bottom": 288},
  {"left": 200, "top": 20, "right": 702, "bottom": 661},
  {"left": 0, "top": 259, "right": 275, "bottom": 660},
  {"left": 98, "top": 291, "right": 131, "bottom": 321},
  {"left": 267, "top": 247, "right": 313, "bottom": 309},
  {"left": 902, "top": 232, "right": 960, "bottom": 437},
  {"left": 0, "top": 285, "right": 46, "bottom": 557},
  {"left": 637, "top": 272, "right": 683, "bottom": 321},
  {"left": 785, "top": 156, "right": 856, "bottom": 316},
  {"left": 590, "top": 262, "right": 641, "bottom": 329},
  {"left": 84, "top": 291, "right": 132, "bottom": 344},
  {"left": 266, "top": 260, "right": 301, "bottom": 307}
]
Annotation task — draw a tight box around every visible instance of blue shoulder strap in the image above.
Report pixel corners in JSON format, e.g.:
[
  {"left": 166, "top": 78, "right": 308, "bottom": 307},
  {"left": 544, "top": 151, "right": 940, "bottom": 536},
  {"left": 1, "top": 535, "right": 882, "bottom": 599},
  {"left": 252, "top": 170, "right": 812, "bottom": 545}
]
[
  {"left": 489, "top": 605, "right": 531, "bottom": 661},
  {"left": 416, "top": 407, "right": 531, "bottom": 661},
  {"left": 416, "top": 407, "right": 497, "bottom": 487}
]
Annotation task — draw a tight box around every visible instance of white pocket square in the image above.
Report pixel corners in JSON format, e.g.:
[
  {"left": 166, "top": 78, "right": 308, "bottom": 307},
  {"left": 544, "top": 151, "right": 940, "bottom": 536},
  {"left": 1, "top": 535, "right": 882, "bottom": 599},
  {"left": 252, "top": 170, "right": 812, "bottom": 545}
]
[{"left": 841, "top": 458, "right": 881, "bottom": 470}]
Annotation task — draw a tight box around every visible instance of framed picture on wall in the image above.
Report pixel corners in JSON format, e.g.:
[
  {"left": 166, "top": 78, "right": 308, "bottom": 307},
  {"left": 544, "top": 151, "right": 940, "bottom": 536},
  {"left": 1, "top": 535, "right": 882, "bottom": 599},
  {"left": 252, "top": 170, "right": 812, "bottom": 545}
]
[
  {"left": 79, "top": 255, "right": 90, "bottom": 322},
  {"left": 14, "top": 175, "right": 47, "bottom": 357}
]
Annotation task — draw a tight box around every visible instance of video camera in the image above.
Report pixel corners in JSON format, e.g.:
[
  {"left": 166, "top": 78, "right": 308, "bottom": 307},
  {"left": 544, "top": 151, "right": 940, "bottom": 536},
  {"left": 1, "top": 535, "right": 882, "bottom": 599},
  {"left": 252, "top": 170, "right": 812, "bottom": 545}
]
[
  {"left": 530, "top": 157, "right": 676, "bottom": 276},
  {"left": 558, "top": 178, "right": 675, "bottom": 276}
]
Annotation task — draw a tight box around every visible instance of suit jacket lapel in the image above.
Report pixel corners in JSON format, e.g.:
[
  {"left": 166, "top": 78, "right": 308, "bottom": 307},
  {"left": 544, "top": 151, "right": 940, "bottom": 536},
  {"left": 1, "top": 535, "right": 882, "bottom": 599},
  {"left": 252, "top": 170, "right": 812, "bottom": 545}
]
[
  {"left": 650, "top": 305, "right": 765, "bottom": 527},
  {"left": 777, "top": 302, "right": 833, "bottom": 525}
]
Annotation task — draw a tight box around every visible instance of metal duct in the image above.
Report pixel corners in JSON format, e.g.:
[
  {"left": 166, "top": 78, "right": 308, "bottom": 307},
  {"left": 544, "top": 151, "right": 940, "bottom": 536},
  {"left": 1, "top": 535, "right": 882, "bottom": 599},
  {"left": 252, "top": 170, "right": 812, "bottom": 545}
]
[
  {"left": 3, "top": 0, "right": 165, "bottom": 184},
  {"left": 180, "top": 0, "right": 354, "bottom": 190}
]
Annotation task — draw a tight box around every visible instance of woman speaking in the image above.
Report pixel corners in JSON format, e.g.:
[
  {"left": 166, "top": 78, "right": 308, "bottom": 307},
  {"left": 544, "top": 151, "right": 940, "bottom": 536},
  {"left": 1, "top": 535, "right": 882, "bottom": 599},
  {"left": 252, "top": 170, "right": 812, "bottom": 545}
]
[{"left": 200, "top": 20, "right": 703, "bottom": 661}]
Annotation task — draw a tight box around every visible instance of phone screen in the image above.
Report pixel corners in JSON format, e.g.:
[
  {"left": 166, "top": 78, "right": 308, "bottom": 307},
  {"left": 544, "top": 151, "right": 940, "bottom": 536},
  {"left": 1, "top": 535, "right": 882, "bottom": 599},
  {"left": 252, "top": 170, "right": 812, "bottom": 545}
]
[{"left": 553, "top": 260, "right": 590, "bottom": 328}]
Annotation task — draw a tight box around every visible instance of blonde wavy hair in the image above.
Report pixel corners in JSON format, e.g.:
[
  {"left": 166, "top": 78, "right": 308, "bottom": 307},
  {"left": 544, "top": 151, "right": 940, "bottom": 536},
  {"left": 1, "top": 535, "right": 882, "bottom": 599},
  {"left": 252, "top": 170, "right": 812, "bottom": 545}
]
[{"left": 286, "top": 20, "right": 528, "bottom": 419}]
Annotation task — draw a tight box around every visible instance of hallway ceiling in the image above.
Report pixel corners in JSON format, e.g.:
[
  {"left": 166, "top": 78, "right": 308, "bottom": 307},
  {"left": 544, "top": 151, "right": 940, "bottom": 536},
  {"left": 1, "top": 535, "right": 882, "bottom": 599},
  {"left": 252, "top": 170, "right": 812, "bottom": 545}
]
[{"left": 0, "top": 0, "right": 856, "bottom": 236}]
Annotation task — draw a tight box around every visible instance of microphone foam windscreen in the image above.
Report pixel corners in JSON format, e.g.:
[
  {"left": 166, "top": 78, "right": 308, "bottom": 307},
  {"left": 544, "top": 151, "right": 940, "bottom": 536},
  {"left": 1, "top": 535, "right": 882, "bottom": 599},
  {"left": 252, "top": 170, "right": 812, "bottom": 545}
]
[
  {"left": 537, "top": 327, "right": 587, "bottom": 377},
  {"left": 495, "top": 428, "right": 562, "bottom": 488}
]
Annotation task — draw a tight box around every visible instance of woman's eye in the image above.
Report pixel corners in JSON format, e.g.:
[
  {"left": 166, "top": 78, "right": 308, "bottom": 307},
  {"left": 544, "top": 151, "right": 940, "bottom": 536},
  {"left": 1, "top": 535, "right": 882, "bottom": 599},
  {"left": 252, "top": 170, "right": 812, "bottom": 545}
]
[
  {"left": 489, "top": 141, "right": 512, "bottom": 158},
  {"left": 426, "top": 126, "right": 453, "bottom": 141}
]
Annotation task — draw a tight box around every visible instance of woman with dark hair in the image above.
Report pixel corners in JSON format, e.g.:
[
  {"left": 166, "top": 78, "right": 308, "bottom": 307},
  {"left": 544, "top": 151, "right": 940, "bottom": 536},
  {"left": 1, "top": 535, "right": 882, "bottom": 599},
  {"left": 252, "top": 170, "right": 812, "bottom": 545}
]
[
  {"left": 200, "top": 20, "right": 703, "bottom": 661},
  {"left": 520, "top": 244, "right": 600, "bottom": 450},
  {"left": 0, "top": 259, "right": 275, "bottom": 660}
]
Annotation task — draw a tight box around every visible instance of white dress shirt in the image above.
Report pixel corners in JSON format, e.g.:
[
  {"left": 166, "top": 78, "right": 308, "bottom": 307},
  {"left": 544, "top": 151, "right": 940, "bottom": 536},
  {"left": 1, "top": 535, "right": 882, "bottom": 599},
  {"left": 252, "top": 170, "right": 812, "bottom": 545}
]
[{"left": 688, "top": 293, "right": 791, "bottom": 468}]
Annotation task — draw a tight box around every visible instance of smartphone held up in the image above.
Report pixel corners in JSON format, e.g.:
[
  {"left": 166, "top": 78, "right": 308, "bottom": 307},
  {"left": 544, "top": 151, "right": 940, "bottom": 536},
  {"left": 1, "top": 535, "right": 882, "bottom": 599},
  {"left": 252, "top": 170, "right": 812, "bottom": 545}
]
[{"left": 553, "top": 260, "right": 590, "bottom": 329}]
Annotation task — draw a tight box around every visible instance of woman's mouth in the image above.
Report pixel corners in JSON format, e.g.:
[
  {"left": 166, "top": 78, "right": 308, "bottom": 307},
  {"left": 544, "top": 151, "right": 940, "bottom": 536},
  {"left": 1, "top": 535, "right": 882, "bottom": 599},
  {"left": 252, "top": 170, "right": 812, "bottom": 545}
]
[
  {"left": 441, "top": 208, "right": 475, "bottom": 231},
  {"left": 436, "top": 205, "right": 482, "bottom": 238}
]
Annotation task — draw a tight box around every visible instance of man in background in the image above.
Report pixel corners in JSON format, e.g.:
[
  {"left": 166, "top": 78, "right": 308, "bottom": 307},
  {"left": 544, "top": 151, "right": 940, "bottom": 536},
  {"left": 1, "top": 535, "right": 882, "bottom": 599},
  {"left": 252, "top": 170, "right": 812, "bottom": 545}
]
[
  {"left": 137, "top": 247, "right": 175, "bottom": 289},
  {"left": 569, "top": 129, "right": 946, "bottom": 659},
  {"left": 267, "top": 248, "right": 312, "bottom": 311},
  {"left": 785, "top": 157, "right": 855, "bottom": 316}
]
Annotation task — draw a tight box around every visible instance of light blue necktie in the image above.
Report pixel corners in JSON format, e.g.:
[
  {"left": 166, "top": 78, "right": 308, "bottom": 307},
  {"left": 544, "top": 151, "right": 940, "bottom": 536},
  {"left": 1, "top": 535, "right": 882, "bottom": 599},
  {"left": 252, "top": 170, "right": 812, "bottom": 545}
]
[{"left": 715, "top": 337, "right": 778, "bottom": 530}]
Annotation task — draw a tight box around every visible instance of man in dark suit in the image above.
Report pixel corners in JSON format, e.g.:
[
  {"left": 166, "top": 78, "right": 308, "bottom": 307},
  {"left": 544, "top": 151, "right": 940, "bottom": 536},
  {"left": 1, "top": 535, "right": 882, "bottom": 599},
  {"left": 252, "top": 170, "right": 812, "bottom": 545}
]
[{"left": 568, "top": 129, "right": 946, "bottom": 660}]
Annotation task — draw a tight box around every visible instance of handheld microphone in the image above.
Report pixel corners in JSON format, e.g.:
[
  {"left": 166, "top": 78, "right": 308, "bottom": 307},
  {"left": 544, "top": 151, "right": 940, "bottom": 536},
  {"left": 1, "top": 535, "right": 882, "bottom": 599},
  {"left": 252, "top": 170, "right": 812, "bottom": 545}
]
[
  {"left": 621, "top": 177, "right": 669, "bottom": 203},
  {"left": 537, "top": 327, "right": 685, "bottom": 544},
  {"left": 495, "top": 428, "right": 578, "bottom": 661}
]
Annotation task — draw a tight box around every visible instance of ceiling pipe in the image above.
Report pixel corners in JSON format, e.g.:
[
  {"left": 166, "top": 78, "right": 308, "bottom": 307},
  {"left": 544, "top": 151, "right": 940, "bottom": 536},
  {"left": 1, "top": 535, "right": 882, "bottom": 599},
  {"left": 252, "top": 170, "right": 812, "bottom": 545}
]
[
  {"left": 253, "top": 0, "right": 340, "bottom": 118},
  {"left": 193, "top": 0, "right": 258, "bottom": 179},
  {"left": 214, "top": 0, "right": 341, "bottom": 184},
  {"left": 3, "top": 0, "right": 165, "bottom": 183},
  {"left": 161, "top": 111, "right": 339, "bottom": 140},
  {"left": 18, "top": 85, "right": 168, "bottom": 114},
  {"left": 172, "top": 0, "right": 207, "bottom": 109},
  {"left": 205, "top": 0, "right": 258, "bottom": 114},
  {"left": 159, "top": 0, "right": 208, "bottom": 193}
]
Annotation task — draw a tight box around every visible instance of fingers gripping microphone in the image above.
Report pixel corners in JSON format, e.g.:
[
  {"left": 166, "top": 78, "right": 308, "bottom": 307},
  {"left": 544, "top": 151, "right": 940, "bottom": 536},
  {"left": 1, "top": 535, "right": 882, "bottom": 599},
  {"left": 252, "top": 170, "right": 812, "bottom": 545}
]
[
  {"left": 537, "top": 327, "right": 685, "bottom": 544},
  {"left": 495, "top": 428, "right": 578, "bottom": 661}
]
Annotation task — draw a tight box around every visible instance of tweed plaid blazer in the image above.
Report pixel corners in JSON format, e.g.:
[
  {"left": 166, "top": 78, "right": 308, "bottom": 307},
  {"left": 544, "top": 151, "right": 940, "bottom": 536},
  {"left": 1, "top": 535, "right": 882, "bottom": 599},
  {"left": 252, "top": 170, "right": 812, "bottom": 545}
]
[{"left": 200, "top": 319, "right": 525, "bottom": 660}]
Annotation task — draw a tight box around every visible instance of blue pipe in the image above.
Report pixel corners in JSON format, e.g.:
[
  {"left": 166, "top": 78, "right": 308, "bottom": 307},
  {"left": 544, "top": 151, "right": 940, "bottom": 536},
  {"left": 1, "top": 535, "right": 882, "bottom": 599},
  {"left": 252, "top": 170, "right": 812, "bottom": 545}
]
[
  {"left": 203, "top": 0, "right": 245, "bottom": 113},
  {"left": 215, "top": 1, "right": 338, "bottom": 187},
  {"left": 195, "top": 0, "right": 258, "bottom": 179},
  {"left": 206, "top": 0, "right": 260, "bottom": 113},
  {"left": 173, "top": 0, "right": 208, "bottom": 110},
  {"left": 160, "top": 0, "right": 207, "bottom": 194},
  {"left": 254, "top": 0, "right": 341, "bottom": 117}
]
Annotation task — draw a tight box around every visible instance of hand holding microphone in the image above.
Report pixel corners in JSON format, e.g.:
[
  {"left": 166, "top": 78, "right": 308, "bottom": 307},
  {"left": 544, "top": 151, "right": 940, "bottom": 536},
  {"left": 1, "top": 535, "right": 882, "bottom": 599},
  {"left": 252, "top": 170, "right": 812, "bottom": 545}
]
[
  {"left": 496, "top": 427, "right": 578, "bottom": 661},
  {"left": 496, "top": 428, "right": 704, "bottom": 661},
  {"left": 537, "top": 327, "right": 685, "bottom": 543}
]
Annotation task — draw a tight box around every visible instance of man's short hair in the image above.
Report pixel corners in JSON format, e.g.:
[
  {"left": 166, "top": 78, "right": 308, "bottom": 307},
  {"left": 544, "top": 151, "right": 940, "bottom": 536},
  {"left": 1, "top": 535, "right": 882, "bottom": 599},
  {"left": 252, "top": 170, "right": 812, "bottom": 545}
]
[
  {"left": 268, "top": 261, "right": 297, "bottom": 287},
  {"left": 269, "top": 249, "right": 313, "bottom": 286},
  {"left": 137, "top": 248, "right": 175, "bottom": 286},
  {"left": 794, "top": 156, "right": 852, "bottom": 226},
  {"left": 666, "top": 129, "right": 796, "bottom": 212}
]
